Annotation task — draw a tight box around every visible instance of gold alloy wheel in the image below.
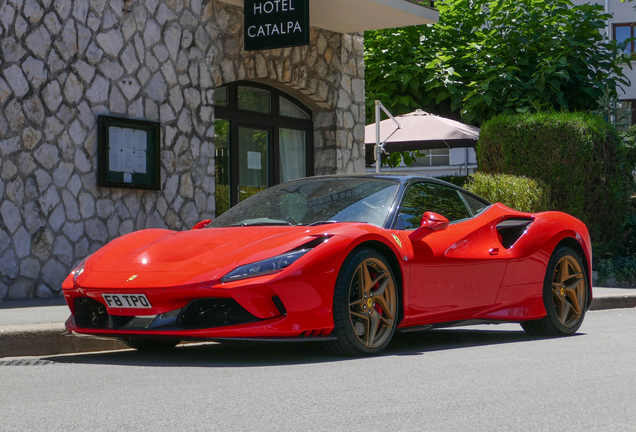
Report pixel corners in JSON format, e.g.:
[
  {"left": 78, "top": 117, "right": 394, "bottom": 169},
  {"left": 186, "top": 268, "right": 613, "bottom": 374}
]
[
  {"left": 552, "top": 255, "right": 586, "bottom": 328},
  {"left": 348, "top": 258, "right": 397, "bottom": 348}
]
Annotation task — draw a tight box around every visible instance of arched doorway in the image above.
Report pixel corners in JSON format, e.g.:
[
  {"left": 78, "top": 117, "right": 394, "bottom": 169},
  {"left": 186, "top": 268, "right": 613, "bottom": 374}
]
[{"left": 214, "top": 81, "right": 314, "bottom": 217}]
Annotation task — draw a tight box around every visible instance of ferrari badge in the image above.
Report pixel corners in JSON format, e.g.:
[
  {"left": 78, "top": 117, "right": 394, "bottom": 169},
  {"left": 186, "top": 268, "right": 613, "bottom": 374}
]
[
  {"left": 127, "top": 275, "right": 138, "bottom": 282},
  {"left": 392, "top": 235, "right": 402, "bottom": 248}
]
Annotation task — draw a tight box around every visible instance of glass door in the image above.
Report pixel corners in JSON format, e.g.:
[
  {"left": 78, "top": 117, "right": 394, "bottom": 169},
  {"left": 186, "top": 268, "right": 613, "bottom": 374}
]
[
  {"left": 214, "top": 82, "right": 314, "bottom": 216},
  {"left": 236, "top": 125, "right": 271, "bottom": 204},
  {"left": 214, "top": 119, "right": 230, "bottom": 217}
]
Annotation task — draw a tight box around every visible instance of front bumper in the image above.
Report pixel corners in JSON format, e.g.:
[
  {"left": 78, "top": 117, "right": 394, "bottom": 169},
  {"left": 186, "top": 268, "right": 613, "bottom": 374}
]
[{"left": 63, "top": 270, "right": 337, "bottom": 341}]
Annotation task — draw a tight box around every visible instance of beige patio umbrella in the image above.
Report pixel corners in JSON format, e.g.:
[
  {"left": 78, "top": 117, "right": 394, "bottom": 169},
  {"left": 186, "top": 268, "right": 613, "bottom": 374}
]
[{"left": 365, "top": 109, "right": 480, "bottom": 153}]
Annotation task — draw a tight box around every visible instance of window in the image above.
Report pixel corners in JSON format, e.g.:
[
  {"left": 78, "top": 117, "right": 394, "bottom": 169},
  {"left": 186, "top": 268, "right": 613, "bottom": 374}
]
[
  {"left": 280, "top": 97, "right": 310, "bottom": 119},
  {"left": 413, "top": 148, "right": 450, "bottom": 167},
  {"left": 238, "top": 86, "right": 271, "bottom": 113},
  {"left": 396, "top": 182, "right": 471, "bottom": 230},
  {"left": 614, "top": 23, "right": 635, "bottom": 54},
  {"left": 214, "top": 82, "right": 313, "bottom": 217},
  {"left": 461, "top": 191, "right": 489, "bottom": 216}
]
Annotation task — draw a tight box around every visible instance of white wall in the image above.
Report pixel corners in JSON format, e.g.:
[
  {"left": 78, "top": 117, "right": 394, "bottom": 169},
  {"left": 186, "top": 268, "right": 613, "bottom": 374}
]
[{"left": 571, "top": 0, "right": 636, "bottom": 99}]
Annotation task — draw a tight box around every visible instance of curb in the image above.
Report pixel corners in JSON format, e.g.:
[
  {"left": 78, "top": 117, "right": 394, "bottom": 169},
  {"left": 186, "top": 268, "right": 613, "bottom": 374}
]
[
  {"left": 0, "top": 323, "right": 126, "bottom": 358},
  {"left": 589, "top": 295, "right": 636, "bottom": 311},
  {"left": 1, "top": 295, "right": 634, "bottom": 358}
]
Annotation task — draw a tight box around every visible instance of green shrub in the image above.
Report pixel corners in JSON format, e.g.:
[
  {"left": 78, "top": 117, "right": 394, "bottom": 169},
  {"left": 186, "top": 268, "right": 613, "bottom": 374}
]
[
  {"left": 596, "top": 255, "right": 636, "bottom": 286},
  {"left": 464, "top": 173, "right": 552, "bottom": 213},
  {"left": 619, "top": 125, "right": 636, "bottom": 183},
  {"left": 435, "top": 175, "right": 468, "bottom": 188},
  {"left": 478, "top": 112, "right": 633, "bottom": 254}
]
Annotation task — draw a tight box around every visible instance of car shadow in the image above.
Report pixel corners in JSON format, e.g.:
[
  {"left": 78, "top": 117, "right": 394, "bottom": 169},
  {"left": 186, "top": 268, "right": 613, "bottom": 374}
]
[{"left": 44, "top": 327, "right": 582, "bottom": 368}]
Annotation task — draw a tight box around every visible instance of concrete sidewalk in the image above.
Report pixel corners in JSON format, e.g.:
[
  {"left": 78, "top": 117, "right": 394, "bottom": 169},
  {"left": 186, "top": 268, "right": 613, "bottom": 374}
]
[{"left": 1, "top": 287, "right": 635, "bottom": 358}]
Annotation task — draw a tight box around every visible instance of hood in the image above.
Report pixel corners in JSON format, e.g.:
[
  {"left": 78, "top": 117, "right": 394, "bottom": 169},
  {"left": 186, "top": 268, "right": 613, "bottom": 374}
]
[{"left": 77, "top": 226, "right": 338, "bottom": 289}]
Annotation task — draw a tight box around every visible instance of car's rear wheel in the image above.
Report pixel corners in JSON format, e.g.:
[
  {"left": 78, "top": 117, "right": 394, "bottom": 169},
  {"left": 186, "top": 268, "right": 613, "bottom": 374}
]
[
  {"left": 124, "top": 339, "right": 180, "bottom": 351},
  {"left": 521, "top": 246, "right": 588, "bottom": 336},
  {"left": 329, "top": 248, "right": 399, "bottom": 356}
]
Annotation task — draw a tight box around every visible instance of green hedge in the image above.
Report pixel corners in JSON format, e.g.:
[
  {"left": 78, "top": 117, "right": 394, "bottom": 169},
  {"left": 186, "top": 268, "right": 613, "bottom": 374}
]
[
  {"left": 478, "top": 112, "right": 633, "bottom": 254},
  {"left": 464, "top": 173, "right": 552, "bottom": 213},
  {"left": 435, "top": 175, "right": 468, "bottom": 188}
]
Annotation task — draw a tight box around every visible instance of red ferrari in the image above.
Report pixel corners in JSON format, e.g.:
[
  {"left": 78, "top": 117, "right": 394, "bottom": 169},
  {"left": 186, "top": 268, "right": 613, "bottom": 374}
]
[{"left": 62, "top": 175, "right": 592, "bottom": 356}]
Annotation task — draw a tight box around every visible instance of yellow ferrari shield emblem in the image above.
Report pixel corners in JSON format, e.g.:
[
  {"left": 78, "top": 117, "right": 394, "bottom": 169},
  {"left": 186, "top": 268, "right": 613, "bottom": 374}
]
[
  {"left": 127, "top": 275, "right": 138, "bottom": 282},
  {"left": 392, "top": 235, "right": 402, "bottom": 248}
]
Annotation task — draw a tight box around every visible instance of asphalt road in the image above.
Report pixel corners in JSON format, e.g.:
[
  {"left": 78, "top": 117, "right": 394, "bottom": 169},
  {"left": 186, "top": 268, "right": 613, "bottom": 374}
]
[{"left": 1, "top": 308, "right": 635, "bottom": 431}]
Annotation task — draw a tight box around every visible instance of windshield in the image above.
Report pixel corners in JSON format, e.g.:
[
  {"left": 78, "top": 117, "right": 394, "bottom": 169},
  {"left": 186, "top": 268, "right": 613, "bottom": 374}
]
[{"left": 209, "top": 177, "right": 400, "bottom": 228}]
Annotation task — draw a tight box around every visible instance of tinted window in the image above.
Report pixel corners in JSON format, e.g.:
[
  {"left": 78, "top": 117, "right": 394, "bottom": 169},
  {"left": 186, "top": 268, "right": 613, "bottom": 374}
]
[
  {"left": 238, "top": 86, "right": 271, "bottom": 113},
  {"left": 461, "top": 192, "right": 489, "bottom": 216},
  {"left": 397, "top": 183, "right": 471, "bottom": 230},
  {"left": 280, "top": 97, "right": 310, "bottom": 119}
]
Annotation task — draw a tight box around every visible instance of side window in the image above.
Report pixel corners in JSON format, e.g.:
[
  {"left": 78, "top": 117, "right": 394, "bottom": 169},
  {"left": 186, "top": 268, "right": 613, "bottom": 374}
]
[
  {"left": 461, "top": 192, "right": 488, "bottom": 216},
  {"left": 396, "top": 183, "right": 472, "bottom": 230}
]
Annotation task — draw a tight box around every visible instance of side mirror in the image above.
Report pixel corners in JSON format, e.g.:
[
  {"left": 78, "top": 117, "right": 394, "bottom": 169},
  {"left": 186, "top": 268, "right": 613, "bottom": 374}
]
[
  {"left": 408, "top": 212, "right": 449, "bottom": 242},
  {"left": 191, "top": 219, "right": 212, "bottom": 230}
]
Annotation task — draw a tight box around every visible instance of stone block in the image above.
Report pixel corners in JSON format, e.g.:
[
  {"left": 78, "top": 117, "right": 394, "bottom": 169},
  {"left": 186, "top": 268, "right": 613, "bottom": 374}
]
[
  {"left": 3, "top": 65, "right": 29, "bottom": 98},
  {"left": 53, "top": 236, "right": 73, "bottom": 265},
  {"left": 32, "top": 228, "right": 53, "bottom": 260},
  {"left": 42, "top": 258, "right": 69, "bottom": 290},
  {"left": 1, "top": 201, "right": 21, "bottom": 233},
  {"left": 97, "top": 28, "right": 124, "bottom": 57},
  {"left": 85, "top": 218, "right": 107, "bottom": 242},
  {"left": 63, "top": 73, "right": 84, "bottom": 103},
  {"left": 62, "top": 221, "right": 83, "bottom": 242},
  {"left": 8, "top": 279, "right": 35, "bottom": 298},
  {"left": 13, "top": 226, "right": 31, "bottom": 258},
  {"left": 20, "top": 257, "right": 41, "bottom": 279}
]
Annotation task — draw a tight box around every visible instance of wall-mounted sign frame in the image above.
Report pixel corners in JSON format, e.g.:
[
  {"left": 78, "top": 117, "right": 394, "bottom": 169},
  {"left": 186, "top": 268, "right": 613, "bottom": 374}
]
[
  {"left": 97, "top": 115, "right": 161, "bottom": 191},
  {"left": 244, "top": 0, "right": 310, "bottom": 51}
]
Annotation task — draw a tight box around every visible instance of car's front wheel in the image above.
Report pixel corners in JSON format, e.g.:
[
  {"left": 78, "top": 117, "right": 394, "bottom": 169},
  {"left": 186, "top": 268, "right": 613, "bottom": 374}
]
[
  {"left": 521, "top": 246, "right": 588, "bottom": 336},
  {"left": 329, "top": 248, "right": 399, "bottom": 356}
]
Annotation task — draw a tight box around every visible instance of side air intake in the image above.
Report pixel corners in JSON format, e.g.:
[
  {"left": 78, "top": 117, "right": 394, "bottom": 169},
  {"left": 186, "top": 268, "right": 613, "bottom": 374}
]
[{"left": 496, "top": 218, "right": 533, "bottom": 249}]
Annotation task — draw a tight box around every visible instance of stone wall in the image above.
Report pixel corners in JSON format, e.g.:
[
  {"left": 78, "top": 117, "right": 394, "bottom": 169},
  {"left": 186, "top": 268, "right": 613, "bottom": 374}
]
[{"left": 0, "top": 0, "right": 365, "bottom": 300}]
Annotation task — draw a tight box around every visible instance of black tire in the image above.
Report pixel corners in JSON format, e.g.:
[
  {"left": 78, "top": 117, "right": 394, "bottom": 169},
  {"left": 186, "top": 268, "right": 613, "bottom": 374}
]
[
  {"left": 124, "top": 339, "right": 180, "bottom": 351},
  {"left": 521, "top": 246, "right": 588, "bottom": 337},
  {"left": 328, "top": 248, "right": 400, "bottom": 356}
]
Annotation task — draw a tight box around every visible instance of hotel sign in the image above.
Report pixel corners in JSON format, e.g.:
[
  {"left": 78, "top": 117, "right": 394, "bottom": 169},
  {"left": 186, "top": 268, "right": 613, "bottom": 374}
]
[{"left": 244, "top": 0, "right": 310, "bottom": 51}]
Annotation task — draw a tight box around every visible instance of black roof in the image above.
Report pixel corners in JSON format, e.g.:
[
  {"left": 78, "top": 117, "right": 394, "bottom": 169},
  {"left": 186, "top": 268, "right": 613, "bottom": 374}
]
[{"left": 298, "top": 173, "right": 490, "bottom": 205}]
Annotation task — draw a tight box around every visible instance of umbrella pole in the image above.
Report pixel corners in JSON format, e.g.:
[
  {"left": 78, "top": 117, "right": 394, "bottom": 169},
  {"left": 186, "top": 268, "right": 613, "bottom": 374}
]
[{"left": 375, "top": 101, "right": 381, "bottom": 174}]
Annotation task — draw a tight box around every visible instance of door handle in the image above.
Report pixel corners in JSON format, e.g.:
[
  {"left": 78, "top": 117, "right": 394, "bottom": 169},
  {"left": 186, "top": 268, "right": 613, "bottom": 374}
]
[{"left": 489, "top": 248, "right": 499, "bottom": 256}]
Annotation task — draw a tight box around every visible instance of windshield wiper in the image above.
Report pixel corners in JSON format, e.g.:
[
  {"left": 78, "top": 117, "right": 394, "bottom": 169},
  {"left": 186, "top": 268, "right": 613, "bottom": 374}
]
[{"left": 307, "top": 221, "right": 339, "bottom": 226}]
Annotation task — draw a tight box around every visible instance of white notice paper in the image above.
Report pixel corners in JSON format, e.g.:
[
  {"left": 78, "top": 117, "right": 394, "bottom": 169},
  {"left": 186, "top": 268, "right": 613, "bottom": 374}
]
[
  {"left": 123, "top": 173, "right": 133, "bottom": 183},
  {"left": 122, "top": 149, "right": 134, "bottom": 172},
  {"left": 109, "top": 148, "right": 122, "bottom": 172},
  {"left": 110, "top": 127, "right": 123, "bottom": 149},
  {"left": 122, "top": 128, "right": 135, "bottom": 150},
  {"left": 134, "top": 151, "right": 147, "bottom": 174},
  {"left": 134, "top": 130, "right": 147, "bottom": 151},
  {"left": 247, "top": 151, "right": 262, "bottom": 170}
]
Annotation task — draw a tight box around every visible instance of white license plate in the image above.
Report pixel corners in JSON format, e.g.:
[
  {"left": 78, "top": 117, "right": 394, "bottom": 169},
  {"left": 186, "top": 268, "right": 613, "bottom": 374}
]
[{"left": 102, "top": 294, "right": 152, "bottom": 309}]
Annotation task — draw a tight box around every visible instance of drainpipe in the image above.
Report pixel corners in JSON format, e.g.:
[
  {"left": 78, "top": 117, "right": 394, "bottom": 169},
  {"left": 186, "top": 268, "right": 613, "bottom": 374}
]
[{"left": 606, "top": 0, "right": 610, "bottom": 41}]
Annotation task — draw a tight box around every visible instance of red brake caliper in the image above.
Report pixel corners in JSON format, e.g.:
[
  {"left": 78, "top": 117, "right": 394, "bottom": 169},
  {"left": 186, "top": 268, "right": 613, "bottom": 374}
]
[{"left": 370, "top": 272, "right": 383, "bottom": 318}]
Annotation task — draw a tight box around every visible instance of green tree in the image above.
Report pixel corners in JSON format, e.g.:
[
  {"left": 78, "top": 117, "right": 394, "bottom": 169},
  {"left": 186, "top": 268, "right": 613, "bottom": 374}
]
[{"left": 365, "top": 0, "right": 631, "bottom": 126}]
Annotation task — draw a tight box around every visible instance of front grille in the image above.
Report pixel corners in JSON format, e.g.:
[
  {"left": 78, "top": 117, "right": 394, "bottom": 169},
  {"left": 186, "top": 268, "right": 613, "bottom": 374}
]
[
  {"left": 178, "top": 298, "right": 261, "bottom": 329},
  {"left": 74, "top": 297, "right": 110, "bottom": 329}
]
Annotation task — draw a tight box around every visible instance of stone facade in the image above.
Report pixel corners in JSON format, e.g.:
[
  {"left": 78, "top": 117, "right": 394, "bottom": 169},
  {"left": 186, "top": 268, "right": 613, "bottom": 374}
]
[{"left": 0, "top": 0, "right": 365, "bottom": 299}]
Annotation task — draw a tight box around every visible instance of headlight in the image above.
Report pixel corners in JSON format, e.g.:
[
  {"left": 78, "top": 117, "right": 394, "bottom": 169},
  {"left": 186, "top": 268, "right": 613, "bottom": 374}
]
[
  {"left": 221, "top": 249, "right": 310, "bottom": 283},
  {"left": 72, "top": 255, "right": 91, "bottom": 281}
]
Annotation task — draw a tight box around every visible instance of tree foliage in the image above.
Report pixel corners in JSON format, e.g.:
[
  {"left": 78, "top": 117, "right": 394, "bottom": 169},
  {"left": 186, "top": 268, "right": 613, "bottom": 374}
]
[{"left": 365, "top": 0, "right": 631, "bottom": 126}]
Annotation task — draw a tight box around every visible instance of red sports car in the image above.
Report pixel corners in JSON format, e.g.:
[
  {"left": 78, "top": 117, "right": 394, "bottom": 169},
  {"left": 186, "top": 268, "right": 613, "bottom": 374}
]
[{"left": 62, "top": 175, "right": 592, "bottom": 356}]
